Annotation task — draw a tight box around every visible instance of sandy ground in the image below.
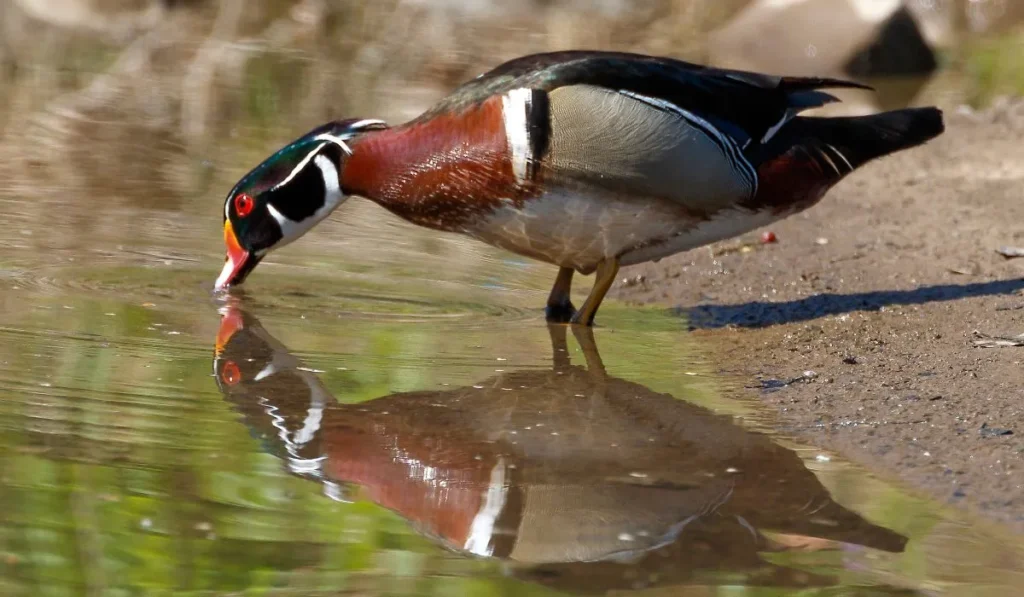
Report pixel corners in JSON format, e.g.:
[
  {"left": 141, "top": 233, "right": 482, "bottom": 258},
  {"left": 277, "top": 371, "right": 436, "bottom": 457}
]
[{"left": 611, "top": 100, "right": 1024, "bottom": 532}]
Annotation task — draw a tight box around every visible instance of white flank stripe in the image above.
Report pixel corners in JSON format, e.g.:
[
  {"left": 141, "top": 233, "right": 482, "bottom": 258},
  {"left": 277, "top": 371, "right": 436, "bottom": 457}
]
[
  {"left": 463, "top": 457, "right": 508, "bottom": 556},
  {"left": 816, "top": 147, "right": 840, "bottom": 175},
  {"left": 824, "top": 143, "right": 853, "bottom": 172},
  {"left": 502, "top": 88, "right": 533, "bottom": 183},
  {"left": 617, "top": 90, "right": 758, "bottom": 198}
]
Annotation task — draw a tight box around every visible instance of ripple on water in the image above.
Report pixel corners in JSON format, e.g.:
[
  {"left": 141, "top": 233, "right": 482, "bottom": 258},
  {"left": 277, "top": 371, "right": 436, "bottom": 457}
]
[{"left": 1, "top": 254, "right": 544, "bottom": 328}]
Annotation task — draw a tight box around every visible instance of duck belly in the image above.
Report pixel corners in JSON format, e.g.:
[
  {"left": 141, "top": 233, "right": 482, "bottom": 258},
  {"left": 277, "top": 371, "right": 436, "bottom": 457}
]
[{"left": 463, "top": 190, "right": 781, "bottom": 274}]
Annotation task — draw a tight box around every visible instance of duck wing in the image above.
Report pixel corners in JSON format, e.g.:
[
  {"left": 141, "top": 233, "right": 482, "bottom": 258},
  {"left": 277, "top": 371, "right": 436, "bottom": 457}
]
[
  {"left": 424, "top": 51, "right": 870, "bottom": 211},
  {"left": 424, "top": 50, "right": 870, "bottom": 150}
]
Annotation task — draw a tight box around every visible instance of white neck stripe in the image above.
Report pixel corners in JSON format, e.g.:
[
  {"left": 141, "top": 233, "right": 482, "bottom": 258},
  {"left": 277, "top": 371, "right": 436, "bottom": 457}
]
[
  {"left": 267, "top": 203, "right": 290, "bottom": 228},
  {"left": 502, "top": 88, "right": 533, "bottom": 184}
]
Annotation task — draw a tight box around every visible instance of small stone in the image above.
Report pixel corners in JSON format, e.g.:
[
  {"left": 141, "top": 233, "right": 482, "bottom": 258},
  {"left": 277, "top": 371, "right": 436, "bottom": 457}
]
[
  {"left": 815, "top": 237, "right": 829, "bottom": 245},
  {"left": 980, "top": 423, "right": 1013, "bottom": 437}
]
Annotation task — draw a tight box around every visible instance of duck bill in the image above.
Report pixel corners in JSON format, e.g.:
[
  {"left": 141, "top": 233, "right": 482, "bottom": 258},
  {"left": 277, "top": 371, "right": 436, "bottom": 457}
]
[
  {"left": 215, "top": 306, "right": 245, "bottom": 355},
  {"left": 215, "top": 220, "right": 260, "bottom": 290}
]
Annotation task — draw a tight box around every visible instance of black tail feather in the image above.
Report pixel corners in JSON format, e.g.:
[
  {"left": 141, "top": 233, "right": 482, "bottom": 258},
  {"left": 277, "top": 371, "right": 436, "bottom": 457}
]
[
  {"left": 772, "top": 107, "right": 945, "bottom": 170},
  {"left": 780, "top": 75, "right": 875, "bottom": 92}
]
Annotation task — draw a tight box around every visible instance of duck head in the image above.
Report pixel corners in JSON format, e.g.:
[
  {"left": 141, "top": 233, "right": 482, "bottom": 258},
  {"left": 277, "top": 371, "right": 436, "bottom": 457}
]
[{"left": 215, "top": 118, "right": 388, "bottom": 290}]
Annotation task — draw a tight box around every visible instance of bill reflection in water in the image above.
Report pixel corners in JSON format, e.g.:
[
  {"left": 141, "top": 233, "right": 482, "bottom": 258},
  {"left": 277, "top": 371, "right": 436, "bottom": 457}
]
[{"left": 212, "top": 307, "right": 907, "bottom": 592}]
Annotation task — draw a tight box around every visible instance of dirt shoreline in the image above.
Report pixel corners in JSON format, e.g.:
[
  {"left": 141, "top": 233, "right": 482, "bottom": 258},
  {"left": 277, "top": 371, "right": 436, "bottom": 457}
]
[{"left": 611, "top": 101, "right": 1024, "bottom": 532}]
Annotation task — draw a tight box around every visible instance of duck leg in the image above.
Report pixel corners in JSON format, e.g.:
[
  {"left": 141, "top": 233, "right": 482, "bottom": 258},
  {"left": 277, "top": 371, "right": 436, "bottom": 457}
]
[
  {"left": 546, "top": 323, "right": 572, "bottom": 372},
  {"left": 570, "top": 324, "right": 606, "bottom": 375},
  {"left": 570, "top": 258, "right": 620, "bottom": 326},
  {"left": 545, "top": 266, "right": 577, "bottom": 323}
]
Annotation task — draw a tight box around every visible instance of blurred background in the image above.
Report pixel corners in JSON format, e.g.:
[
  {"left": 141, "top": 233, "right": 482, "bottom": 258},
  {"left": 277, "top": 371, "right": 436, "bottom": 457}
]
[
  {"left": 0, "top": 0, "right": 1022, "bottom": 236},
  {"left": 2, "top": 2, "right": 1024, "bottom": 596}
]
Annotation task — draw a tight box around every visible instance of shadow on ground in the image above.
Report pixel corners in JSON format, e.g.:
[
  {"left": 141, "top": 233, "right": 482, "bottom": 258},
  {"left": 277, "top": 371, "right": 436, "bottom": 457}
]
[{"left": 681, "top": 278, "right": 1024, "bottom": 329}]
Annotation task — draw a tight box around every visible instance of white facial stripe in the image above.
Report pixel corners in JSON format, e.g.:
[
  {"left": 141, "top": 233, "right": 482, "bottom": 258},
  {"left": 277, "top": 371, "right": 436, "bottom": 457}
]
[
  {"left": 349, "top": 119, "right": 387, "bottom": 130},
  {"left": 272, "top": 142, "right": 327, "bottom": 192},
  {"left": 502, "top": 88, "right": 532, "bottom": 184},
  {"left": 313, "top": 133, "right": 352, "bottom": 156},
  {"left": 264, "top": 154, "right": 348, "bottom": 251}
]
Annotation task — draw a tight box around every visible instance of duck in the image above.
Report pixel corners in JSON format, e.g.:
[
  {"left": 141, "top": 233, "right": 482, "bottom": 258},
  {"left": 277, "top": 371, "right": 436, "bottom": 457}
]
[
  {"left": 214, "top": 50, "right": 944, "bottom": 325},
  {"left": 212, "top": 305, "right": 907, "bottom": 590}
]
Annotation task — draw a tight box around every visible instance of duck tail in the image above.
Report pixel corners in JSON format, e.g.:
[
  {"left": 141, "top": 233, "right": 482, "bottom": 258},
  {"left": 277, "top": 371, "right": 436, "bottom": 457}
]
[
  {"left": 788, "top": 107, "right": 945, "bottom": 170},
  {"left": 743, "top": 108, "right": 944, "bottom": 214}
]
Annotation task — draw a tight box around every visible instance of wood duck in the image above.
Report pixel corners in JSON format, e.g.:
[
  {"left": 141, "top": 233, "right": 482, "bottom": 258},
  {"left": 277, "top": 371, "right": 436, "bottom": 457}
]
[
  {"left": 215, "top": 50, "right": 944, "bottom": 325},
  {"left": 213, "top": 306, "right": 907, "bottom": 591}
]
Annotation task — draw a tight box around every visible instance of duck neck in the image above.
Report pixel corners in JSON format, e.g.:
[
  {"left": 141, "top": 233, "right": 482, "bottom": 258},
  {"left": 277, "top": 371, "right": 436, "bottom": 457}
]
[{"left": 340, "top": 97, "right": 520, "bottom": 231}]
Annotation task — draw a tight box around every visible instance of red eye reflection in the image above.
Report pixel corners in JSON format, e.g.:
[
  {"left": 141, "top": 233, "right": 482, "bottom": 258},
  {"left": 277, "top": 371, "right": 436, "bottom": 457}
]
[
  {"left": 234, "top": 193, "right": 254, "bottom": 218},
  {"left": 220, "top": 361, "right": 242, "bottom": 385}
]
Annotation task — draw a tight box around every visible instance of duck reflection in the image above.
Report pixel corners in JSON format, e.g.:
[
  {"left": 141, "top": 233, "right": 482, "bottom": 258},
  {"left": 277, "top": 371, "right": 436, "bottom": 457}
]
[{"left": 212, "top": 307, "right": 907, "bottom": 592}]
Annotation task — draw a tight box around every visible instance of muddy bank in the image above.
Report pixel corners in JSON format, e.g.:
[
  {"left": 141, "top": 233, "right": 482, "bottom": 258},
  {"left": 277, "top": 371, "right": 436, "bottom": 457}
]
[{"left": 612, "top": 100, "right": 1024, "bottom": 532}]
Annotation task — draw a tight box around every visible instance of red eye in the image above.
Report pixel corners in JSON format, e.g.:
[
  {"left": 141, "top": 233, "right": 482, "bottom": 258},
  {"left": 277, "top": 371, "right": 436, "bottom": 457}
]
[
  {"left": 234, "top": 193, "right": 254, "bottom": 218},
  {"left": 221, "top": 361, "right": 241, "bottom": 385}
]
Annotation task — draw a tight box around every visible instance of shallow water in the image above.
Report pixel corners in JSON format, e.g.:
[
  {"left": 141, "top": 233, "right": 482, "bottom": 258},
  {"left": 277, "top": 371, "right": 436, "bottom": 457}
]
[
  {"left": 1, "top": 225, "right": 1023, "bottom": 596},
  {"left": 2, "top": 2, "right": 1024, "bottom": 594}
]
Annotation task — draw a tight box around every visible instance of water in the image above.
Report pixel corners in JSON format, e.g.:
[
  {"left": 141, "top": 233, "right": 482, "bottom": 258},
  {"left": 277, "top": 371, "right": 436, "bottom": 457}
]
[
  {"left": 2, "top": 1, "right": 1024, "bottom": 594},
  {"left": 1, "top": 229, "right": 1023, "bottom": 596}
]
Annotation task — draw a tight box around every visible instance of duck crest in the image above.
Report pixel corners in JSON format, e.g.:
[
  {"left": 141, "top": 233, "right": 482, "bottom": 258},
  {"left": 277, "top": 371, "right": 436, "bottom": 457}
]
[{"left": 344, "top": 95, "right": 537, "bottom": 231}]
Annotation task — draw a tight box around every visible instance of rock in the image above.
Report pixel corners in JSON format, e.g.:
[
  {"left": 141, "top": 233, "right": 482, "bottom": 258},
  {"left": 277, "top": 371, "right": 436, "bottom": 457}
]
[
  {"left": 845, "top": 7, "right": 937, "bottom": 77},
  {"left": 709, "top": 0, "right": 938, "bottom": 113},
  {"left": 980, "top": 423, "right": 1014, "bottom": 438},
  {"left": 709, "top": 0, "right": 901, "bottom": 76}
]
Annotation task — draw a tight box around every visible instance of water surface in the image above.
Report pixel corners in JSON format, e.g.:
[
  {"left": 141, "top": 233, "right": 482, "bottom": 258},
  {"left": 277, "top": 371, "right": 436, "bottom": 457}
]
[{"left": 1, "top": 235, "right": 1022, "bottom": 596}]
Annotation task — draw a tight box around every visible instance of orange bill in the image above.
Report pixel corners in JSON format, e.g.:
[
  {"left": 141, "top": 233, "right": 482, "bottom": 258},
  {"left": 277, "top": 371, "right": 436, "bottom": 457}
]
[
  {"left": 215, "top": 306, "right": 245, "bottom": 355},
  {"left": 215, "top": 219, "right": 249, "bottom": 290}
]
